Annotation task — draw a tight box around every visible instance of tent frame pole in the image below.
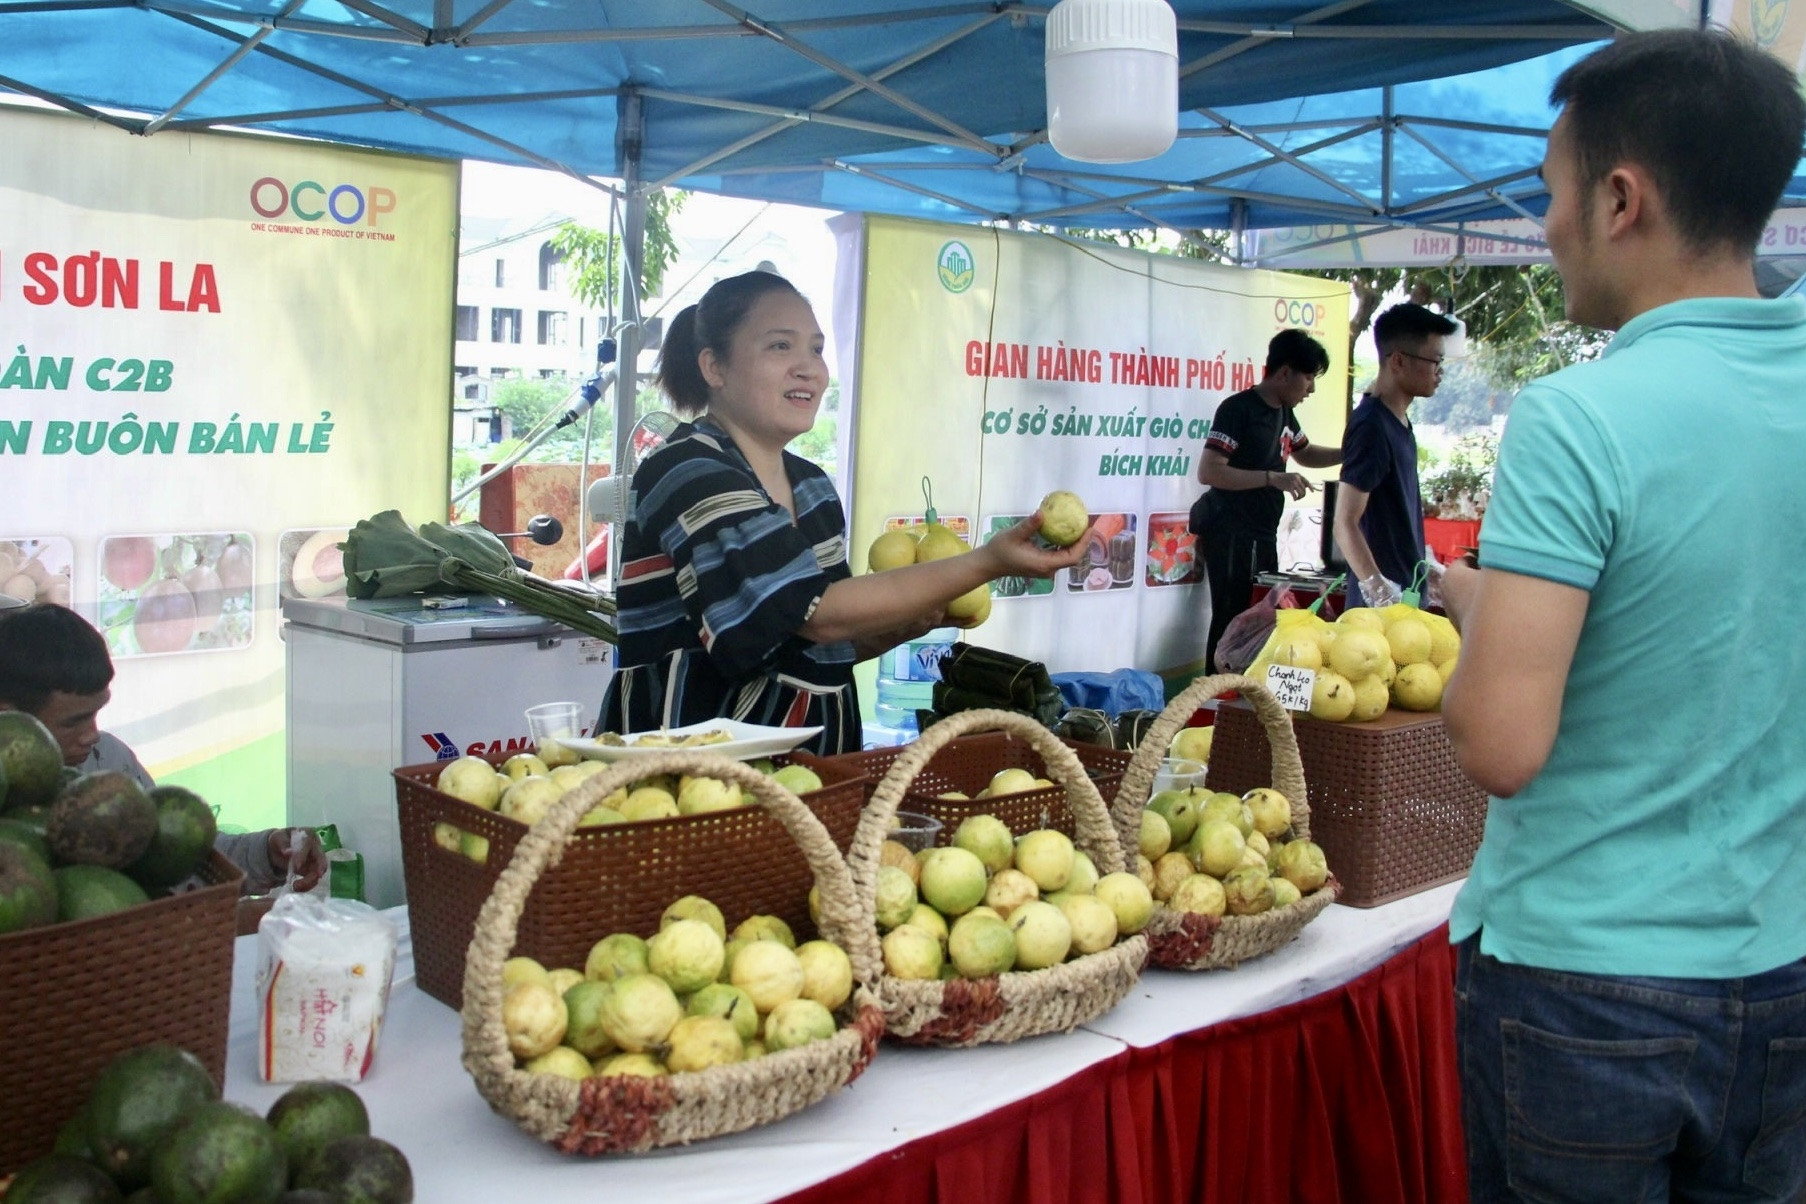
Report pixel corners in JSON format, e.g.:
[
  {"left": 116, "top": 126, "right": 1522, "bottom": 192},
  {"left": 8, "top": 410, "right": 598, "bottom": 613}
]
[{"left": 614, "top": 89, "right": 648, "bottom": 525}]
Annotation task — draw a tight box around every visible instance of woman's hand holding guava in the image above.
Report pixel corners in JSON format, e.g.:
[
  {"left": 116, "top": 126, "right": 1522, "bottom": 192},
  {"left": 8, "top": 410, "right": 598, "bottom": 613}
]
[{"left": 981, "top": 511, "right": 1093, "bottom": 580}]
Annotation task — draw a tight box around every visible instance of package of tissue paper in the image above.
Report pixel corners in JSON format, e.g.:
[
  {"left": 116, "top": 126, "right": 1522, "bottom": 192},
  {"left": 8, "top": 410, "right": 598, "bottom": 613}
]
[{"left": 256, "top": 893, "right": 397, "bottom": 1082}]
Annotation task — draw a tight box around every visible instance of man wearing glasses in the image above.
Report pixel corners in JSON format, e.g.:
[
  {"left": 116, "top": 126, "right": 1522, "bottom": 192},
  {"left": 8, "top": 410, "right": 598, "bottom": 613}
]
[{"left": 1333, "top": 302, "right": 1459, "bottom": 607}]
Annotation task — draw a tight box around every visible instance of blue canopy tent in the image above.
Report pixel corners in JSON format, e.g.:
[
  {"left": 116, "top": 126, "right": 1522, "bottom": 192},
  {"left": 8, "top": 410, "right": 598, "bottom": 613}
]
[{"left": 0, "top": 0, "right": 1739, "bottom": 453}]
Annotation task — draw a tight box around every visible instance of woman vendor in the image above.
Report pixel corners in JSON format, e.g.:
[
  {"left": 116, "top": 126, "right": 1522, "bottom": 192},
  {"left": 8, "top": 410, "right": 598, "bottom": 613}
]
[{"left": 602, "top": 269, "right": 1088, "bottom": 755}]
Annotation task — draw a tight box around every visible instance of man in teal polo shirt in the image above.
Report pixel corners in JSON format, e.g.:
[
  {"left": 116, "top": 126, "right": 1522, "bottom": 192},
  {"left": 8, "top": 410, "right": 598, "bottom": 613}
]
[{"left": 1440, "top": 29, "right": 1806, "bottom": 1204}]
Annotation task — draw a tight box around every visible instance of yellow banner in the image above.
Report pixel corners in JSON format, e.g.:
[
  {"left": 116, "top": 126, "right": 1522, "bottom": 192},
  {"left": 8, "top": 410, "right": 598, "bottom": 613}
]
[
  {"left": 0, "top": 107, "right": 455, "bottom": 826},
  {"left": 845, "top": 215, "right": 1347, "bottom": 685},
  {"left": 1716, "top": 0, "right": 1806, "bottom": 77}
]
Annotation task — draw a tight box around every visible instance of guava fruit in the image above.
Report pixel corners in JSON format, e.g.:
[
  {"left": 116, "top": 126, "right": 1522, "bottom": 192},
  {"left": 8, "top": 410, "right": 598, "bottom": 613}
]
[
  {"left": 881, "top": 924, "right": 943, "bottom": 980},
  {"left": 1036, "top": 490, "right": 1089, "bottom": 547},
  {"left": 919, "top": 845, "right": 987, "bottom": 916},
  {"left": 795, "top": 940, "right": 854, "bottom": 1010},
  {"left": 562, "top": 979, "right": 619, "bottom": 1057},
  {"left": 1222, "top": 866, "right": 1275, "bottom": 916},
  {"left": 763, "top": 999, "right": 836, "bottom": 1052},
  {"left": 598, "top": 973, "right": 682, "bottom": 1053},
  {"left": 730, "top": 940, "right": 806, "bottom": 1012},
  {"left": 434, "top": 757, "right": 502, "bottom": 810},
  {"left": 952, "top": 814, "right": 1014, "bottom": 874},
  {"left": 686, "top": 982, "right": 760, "bottom": 1043},
  {"left": 1057, "top": 894, "right": 1118, "bottom": 954},
  {"left": 1093, "top": 871, "right": 1154, "bottom": 935},
  {"left": 502, "top": 981, "right": 567, "bottom": 1059},
  {"left": 525, "top": 1047, "right": 593, "bottom": 1081},
  {"left": 770, "top": 764, "right": 823, "bottom": 794},
  {"left": 1168, "top": 727, "right": 1213, "bottom": 765},
  {"left": 1146, "top": 791, "right": 1197, "bottom": 847},
  {"left": 1241, "top": 788, "right": 1292, "bottom": 840},
  {"left": 677, "top": 776, "right": 741, "bottom": 815},
  {"left": 1007, "top": 900, "right": 1072, "bottom": 970},
  {"left": 1275, "top": 839, "right": 1330, "bottom": 893},
  {"left": 665, "top": 1015, "right": 743, "bottom": 1072},
  {"left": 948, "top": 911, "right": 1016, "bottom": 978},
  {"left": 1138, "top": 809, "right": 1172, "bottom": 861},
  {"left": 502, "top": 956, "right": 550, "bottom": 990},
  {"left": 1167, "top": 873, "right": 1226, "bottom": 917},
  {"left": 1150, "top": 851, "right": 1193, "bottom": 901},
  {"left": 1188, "top": 819, "right": 1247, "bottom": 878},
  {"left": 648, "top": 918, "right": 726, "bottom": 994},
  {"left": 595, "top": 1053, "right": 667, "bottom": 1078},
  {"left": 874, "top": 865, "right": 920, "bottom": 930},
  {"left": 732, "top": 914, "right": 797, "bottom": 948},
  {"left": 1013, "top": 829, "right": 1074, "bottom": 891},
  {"left": 661, "top": 895, "right": 727, "bottom": 940}
]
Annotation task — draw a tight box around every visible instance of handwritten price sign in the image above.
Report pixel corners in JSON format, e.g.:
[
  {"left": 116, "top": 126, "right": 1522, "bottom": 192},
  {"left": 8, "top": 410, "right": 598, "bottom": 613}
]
[{"left": 1265, "top": 664, "right": 1316, "bottom": 713}]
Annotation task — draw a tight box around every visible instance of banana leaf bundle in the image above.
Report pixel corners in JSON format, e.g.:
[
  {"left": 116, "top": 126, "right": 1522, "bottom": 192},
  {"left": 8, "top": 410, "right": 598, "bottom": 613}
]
[{"left": 337, "top": 510, "right": 617, "bottom": 643}]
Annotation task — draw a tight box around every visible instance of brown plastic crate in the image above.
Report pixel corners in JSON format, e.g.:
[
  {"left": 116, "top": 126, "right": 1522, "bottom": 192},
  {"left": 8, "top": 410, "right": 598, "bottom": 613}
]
[
  {"left": 1206, "top": 701, "right": 1488, "bottom": 907},
  {"left": 0, "top": 849, "right": 243, "bottom": 1177},
  {"left": 395, "top": 752, "right": 867, "bottom": 1009},
  {"left": 816, "top": 732, "right": 1133, "bottom": 840}
]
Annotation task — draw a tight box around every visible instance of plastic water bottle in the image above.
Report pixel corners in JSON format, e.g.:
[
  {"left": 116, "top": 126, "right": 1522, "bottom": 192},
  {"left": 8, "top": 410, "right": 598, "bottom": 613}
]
[{"left": 873, "top": 626, "right": 959, "bottom": 733}]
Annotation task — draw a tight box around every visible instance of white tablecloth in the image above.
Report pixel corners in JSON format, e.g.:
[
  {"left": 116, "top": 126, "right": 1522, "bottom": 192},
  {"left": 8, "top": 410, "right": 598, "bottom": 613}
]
[{"left": 224, "top": 881, "right": 1461, "bottom": 1203}]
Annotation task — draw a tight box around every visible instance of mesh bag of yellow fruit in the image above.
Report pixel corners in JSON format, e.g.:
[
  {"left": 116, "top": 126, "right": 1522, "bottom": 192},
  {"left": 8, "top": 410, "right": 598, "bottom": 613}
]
[
  {"left": 1248, "top": 601, "right": 1461, "bottom": 723},
  {"left": 1112, "top": 675, "right": 1339, "bottom": 970},
  {"left": 849, "top": 710, "right": 1149, "bottom": 1047},
  {"left": 460, "top": 752, "right": 885, "bottom": 1153}
]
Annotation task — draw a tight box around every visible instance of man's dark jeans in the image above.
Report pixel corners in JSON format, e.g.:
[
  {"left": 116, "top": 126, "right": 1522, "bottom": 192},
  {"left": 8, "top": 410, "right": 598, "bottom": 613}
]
[{"left": 1456, "top": 936, "right": 1806, "bottom": 1203}]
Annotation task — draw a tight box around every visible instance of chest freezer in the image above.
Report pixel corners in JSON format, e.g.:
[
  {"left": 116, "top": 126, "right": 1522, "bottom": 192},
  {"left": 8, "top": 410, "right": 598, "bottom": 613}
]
[{"left": 283, "top": 594, "right": 613, "bottom": 908}]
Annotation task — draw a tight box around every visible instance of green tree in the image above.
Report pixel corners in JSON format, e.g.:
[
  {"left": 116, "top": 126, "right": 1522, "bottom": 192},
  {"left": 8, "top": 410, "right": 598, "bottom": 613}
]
[
  {"left": 551, "top": 189, "right": 688, "bottom": 312},
  {"left": 1288, "top": 263, "right": 1610, "bottom": 392},
  {"left": 788, "top": 382, "right": 841, "bottom": 481}
]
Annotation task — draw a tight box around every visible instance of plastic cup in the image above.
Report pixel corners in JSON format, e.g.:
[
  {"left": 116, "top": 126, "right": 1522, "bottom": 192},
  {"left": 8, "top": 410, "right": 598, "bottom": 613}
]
[
  {"left": 1151, "top": 757, "right": 1204, "bottom": 796},
  {"left": 888, "top": 811, "right": 944, "bottom": 853},
  {"left": 524, "top": 701, "right": 582, "bottom": 758}
]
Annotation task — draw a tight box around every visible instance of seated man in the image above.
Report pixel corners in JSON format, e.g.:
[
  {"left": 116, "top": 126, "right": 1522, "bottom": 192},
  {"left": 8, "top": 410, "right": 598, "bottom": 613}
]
[{"left": 0, "top": 602, "right": 325, "bottom": 896}]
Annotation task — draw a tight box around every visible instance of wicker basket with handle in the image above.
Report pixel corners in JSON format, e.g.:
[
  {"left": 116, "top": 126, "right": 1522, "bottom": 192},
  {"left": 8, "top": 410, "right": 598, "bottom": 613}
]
[
  {"left": 1112, "top": 674, "right": 1338, "bottom": 970},
  {"left": 461, "top": 751, "right": 885, "bottom": 1154},
  {"left": 851, "top": 709, "right": 1148, "bottom": 1046}
]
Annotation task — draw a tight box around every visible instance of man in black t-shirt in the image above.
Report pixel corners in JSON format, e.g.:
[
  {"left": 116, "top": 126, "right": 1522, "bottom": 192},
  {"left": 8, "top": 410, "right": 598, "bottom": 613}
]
[
  {"left": 1194, "top": 329, "right": 1343, "bottom": 672},
  {"left": 1335, "top": 303, "right": 1458, "bottom": 608}
]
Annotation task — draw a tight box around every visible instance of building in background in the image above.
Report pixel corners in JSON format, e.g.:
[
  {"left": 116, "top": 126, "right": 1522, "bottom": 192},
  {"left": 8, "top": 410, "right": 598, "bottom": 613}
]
[
  {"left": 451, "top": 167, "right": 841, "bottom": 453},
  {"left": 452, "top": 212, "right": 612, "bottom": 445}
]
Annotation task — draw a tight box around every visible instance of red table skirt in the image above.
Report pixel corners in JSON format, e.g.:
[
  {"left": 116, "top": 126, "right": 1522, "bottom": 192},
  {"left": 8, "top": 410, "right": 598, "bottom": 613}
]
[{"left": 779, "top": 927, "right": 1466, "bottom": 1204}]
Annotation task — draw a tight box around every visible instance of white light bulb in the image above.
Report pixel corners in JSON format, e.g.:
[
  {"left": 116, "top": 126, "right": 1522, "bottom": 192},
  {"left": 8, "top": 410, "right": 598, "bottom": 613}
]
[{"left": 1045, "top": 0, "right": 1179, "bottom": 164}]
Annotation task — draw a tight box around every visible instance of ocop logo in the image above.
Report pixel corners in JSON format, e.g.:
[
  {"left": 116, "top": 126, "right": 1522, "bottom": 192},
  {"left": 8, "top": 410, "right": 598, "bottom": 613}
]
[
  {"left": 250, "top": 177, "right": 397, "bottom": 226},
  {"left": 1273, "top": 298, "right": 1322, "bottom": 327},
  {"left": 937, "top": 240, "right": 975, "bottom": 293}
]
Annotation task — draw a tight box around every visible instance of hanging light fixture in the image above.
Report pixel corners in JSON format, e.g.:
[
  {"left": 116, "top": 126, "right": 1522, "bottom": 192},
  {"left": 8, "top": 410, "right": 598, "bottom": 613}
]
[{"left": 1044, "top": 0, "right": 1178, "bottom": 164}]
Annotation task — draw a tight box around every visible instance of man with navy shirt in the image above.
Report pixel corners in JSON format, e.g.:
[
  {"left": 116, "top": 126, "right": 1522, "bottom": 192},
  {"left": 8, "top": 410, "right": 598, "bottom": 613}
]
[
  {"left": 1333, "top": 303, "right": 1457, "bottom": 608},
  {"left": 1440, "top": 29, "right": 1806, "bottom": 1203}
]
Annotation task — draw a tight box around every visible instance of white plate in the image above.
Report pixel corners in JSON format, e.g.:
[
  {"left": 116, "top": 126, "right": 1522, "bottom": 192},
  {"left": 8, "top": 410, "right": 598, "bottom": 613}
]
[{"left": 562, "top": 719, "right": 824, "bottom": 763}]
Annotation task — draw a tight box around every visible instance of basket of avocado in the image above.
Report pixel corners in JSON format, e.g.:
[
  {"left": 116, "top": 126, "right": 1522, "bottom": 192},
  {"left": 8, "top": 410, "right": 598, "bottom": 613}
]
[{"left": 0, "top": 711, "right": 243, "bottom": 1179}]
